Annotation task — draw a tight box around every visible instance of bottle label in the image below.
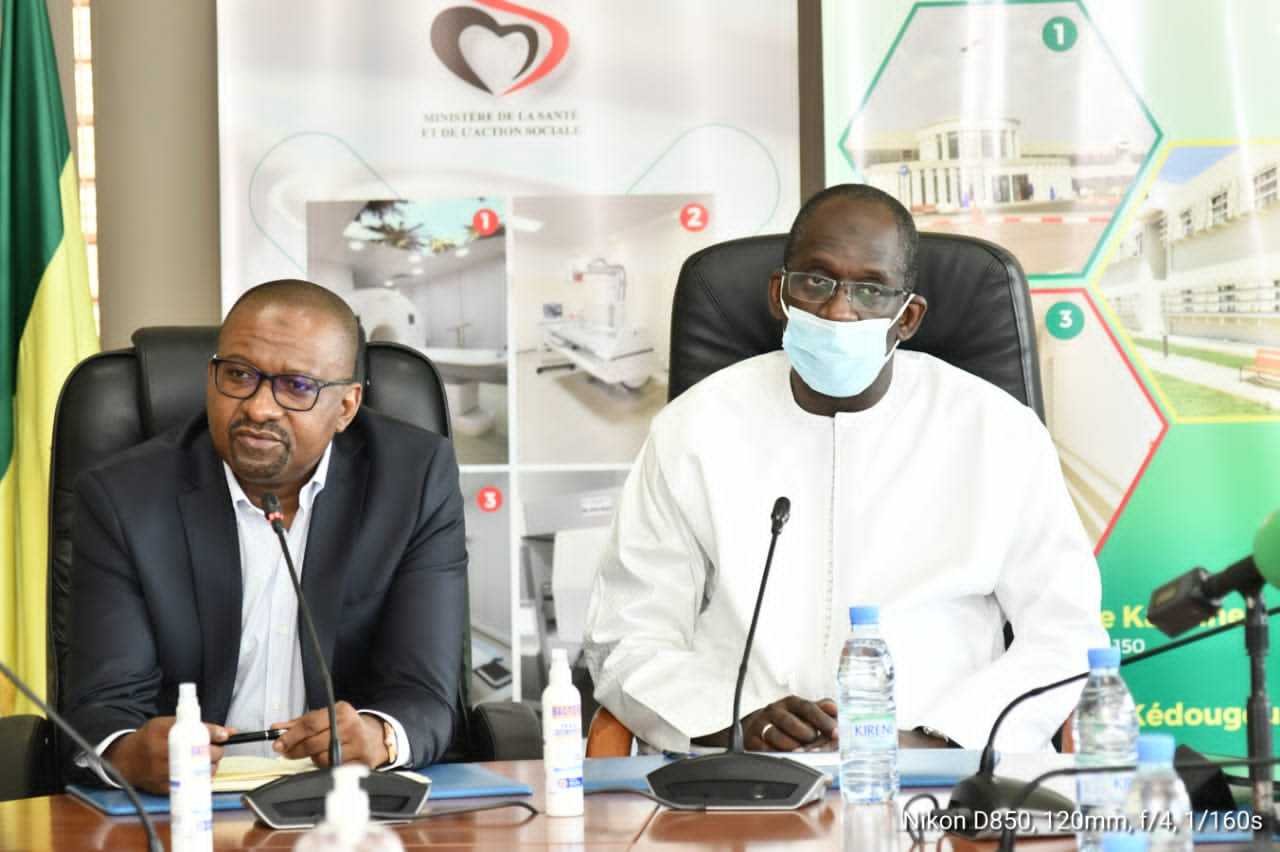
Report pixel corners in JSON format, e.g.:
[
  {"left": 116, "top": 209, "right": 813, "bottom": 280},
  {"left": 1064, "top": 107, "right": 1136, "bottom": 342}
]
[
  {"left": 1076, "top": 770, "right": 1130, "bottom": 807},
  {"left": 843, "top": 713, "right": 895, "bottom": 750},
  {"left": 543, "top": 714, "right": 583, "bottom": 788},
  {"left": 170, "top": 740, "right": 213, "bottom": 845}
]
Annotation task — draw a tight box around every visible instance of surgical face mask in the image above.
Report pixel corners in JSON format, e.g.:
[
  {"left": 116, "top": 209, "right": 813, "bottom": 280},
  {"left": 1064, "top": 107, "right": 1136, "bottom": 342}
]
[{"left": 780, "top": 294, "right": 913, "bottom": 398}]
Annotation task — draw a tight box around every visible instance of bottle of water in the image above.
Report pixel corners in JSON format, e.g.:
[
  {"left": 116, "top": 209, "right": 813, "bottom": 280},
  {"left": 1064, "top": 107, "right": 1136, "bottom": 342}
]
[
  {"left": 1072, "top": 646, "right": 1139, "bottom": 852},
  {"left": 837, "top": 605, "right": 897, "bottom": 803},
  {"left": 1124, "top": 733, "right": 1192, "bottom": 852}
]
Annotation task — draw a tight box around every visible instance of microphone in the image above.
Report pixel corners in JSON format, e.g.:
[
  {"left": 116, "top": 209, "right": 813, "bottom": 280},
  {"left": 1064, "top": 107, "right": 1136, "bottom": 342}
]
[
  {"left": 1144, "top": 510, "right": 1280, "bottom": 844},
  {"left": 645, "top": 497, "right": 831, "bottom": 810},
  {"left": 993, "top": 752, "right": 1280, "bottom": 851},
  {"left": 241, "top": 493, "right": 430, "bottom": 829},
  {"left": 0, "top": 659, "right": 164, "bottom": 852},
  {"left": 946, "top": 606, "right": 1269, "bottom": 838},
  {"left": 1148, "top": 511, "right": 1280, "bottom": 636}
]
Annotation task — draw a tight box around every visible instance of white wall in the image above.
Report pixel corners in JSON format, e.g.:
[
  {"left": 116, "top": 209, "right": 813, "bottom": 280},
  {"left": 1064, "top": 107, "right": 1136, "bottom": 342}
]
[{"left": 93, "top": 0, "right": 222, "bottom": 346}]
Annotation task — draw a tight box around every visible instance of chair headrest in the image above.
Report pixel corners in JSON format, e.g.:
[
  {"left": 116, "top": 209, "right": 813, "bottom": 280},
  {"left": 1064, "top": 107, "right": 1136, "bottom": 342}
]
[
  {"left": 667, "top": 231, "right": 1043, "bottom": 418},
  {"left": 132, "top": 326, "right": 218, "bottom": 437}
]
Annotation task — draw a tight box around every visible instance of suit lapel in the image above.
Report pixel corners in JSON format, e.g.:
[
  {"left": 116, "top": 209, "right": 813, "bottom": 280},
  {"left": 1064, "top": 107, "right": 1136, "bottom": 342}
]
[
  {"left": 178, "top": 433, "right": 242, "bottom": 723},
  {"left": 299, "top": 430, "right": 369, "bottom": 709}
]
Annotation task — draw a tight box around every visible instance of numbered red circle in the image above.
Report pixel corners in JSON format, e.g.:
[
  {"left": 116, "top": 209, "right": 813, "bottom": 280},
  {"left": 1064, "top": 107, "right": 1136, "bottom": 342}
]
[
  {"left": 472, "top": 208, "right": 500, "bottom": 237},
  {"left": 477, "top": 486, "right": 503, "bottom": 512},
  {"left": 680, "top": 203, "right": 709, "bottom": 232}
]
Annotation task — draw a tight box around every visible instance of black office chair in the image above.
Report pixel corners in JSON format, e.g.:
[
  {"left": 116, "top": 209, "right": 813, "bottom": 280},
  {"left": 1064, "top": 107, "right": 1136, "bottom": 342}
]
[
  {"left": 667, "top": 231, "right": 1044, "bottom": 417},
  {"left": 0, "top": 326, "right": 539, "bottom": 801}
]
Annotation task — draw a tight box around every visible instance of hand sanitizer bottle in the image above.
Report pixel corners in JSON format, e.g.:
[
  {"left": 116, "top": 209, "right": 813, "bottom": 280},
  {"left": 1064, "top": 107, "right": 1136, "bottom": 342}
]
[
  {"left": 169, "top": 682, "right": 213, "bottom": 852},
  {"left": 293, "top": 764, "right": 404, "bottom": 851},
  {"left": 542, "top": 648, "right": 584, "bottom": 816}
]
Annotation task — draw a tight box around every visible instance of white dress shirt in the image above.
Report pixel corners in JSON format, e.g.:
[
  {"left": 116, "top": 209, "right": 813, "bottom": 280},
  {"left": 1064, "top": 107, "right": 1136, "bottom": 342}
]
[
  {"left": 584, "top": 350, "right": 1109, "bottom": 754},
  {"left": 221, "top": 446, "right": 324, "bottom": 756}
]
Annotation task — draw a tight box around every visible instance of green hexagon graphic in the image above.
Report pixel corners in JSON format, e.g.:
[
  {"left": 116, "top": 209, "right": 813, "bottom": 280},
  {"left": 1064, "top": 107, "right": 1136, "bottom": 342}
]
[{"left": 836, "top": 0, "right": 1162, "bottom": 278}]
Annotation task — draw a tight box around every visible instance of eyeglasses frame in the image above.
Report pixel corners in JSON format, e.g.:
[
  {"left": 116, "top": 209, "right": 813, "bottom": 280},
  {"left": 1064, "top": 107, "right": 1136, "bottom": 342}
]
[
  {"left": 779, "top": 268, "right": 913, "bottom": 313},
  {"left": 210, "top": 356, "right": 357, "bottom": 413}
]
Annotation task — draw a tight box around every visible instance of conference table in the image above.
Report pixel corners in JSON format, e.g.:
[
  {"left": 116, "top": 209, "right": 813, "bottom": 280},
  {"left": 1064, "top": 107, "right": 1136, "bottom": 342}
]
[{"left": 0, "top": 755, "right": 1084, "bottom": 851}]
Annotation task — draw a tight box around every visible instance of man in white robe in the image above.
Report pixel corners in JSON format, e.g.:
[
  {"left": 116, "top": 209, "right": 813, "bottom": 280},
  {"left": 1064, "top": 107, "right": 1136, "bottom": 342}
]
[{"left": 583, "top": 184, "right": 1107, "bottom": 755}]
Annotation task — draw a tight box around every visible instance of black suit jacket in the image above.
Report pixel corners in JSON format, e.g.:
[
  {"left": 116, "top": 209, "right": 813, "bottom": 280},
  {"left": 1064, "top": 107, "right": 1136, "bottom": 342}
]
[{"left": 62, "top": 408, "right": 468, "bottom": 773}]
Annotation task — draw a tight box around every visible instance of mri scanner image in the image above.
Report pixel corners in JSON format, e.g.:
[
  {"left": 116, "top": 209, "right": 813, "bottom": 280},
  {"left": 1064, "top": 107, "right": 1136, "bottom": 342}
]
[
  {"left": 306, "top": 197, "right": 510, "bottom": 465},
  {"left": 509, "top": 193, "right": 716, "bottom": 464}
]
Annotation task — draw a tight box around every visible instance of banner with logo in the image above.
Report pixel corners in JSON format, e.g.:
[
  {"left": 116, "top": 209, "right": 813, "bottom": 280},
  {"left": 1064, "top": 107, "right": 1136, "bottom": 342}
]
[
  {"left": 216, "top": 1, "right": 799, "bottom": 700},
  {"left": 824, "top": 0, "right": 1280, "bottom": 754}
]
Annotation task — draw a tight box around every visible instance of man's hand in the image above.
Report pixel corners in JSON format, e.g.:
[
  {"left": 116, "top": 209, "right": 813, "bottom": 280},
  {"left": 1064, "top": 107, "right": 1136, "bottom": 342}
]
[
  {"left": 695, "top": 695, "right": 838, "bottom": 752},
  {"left": 104, "top": 717, "right": 231, "bottom": 795},
  {"left": 272, "top": 701, "right": 388, "bottom": 769}
]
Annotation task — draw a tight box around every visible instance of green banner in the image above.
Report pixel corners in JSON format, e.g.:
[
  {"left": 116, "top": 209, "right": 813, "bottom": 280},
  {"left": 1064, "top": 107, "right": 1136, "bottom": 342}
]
[{"left": 824, "top": 0, "right": 1280, "bottom": 754}]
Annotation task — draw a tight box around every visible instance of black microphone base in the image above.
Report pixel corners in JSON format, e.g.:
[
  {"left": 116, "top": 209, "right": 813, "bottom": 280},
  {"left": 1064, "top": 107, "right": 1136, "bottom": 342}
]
[
  {"left": 946, "top": 772, "right": 1075, "bottom": 838},
  {"left": 646, "top": 752, "right": 830, "bottom": 810},
  {"left": 242, "top": 767, "right": 431, "bottom": 829}
]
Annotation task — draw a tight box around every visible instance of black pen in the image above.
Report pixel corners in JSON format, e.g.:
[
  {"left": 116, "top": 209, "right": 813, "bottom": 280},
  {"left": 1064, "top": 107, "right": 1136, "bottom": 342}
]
[{"left": 222, "top": 728, "right": 286, "bottom": 746}]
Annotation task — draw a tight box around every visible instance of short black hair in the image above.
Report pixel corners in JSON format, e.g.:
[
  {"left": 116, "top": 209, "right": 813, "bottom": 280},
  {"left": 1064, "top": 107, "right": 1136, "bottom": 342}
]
[
  {"left": 783, "top": 184, "right": 919, "bottom": 291},
  {"left": 223, "top": 279, "right": 361, "bottom": 374}
]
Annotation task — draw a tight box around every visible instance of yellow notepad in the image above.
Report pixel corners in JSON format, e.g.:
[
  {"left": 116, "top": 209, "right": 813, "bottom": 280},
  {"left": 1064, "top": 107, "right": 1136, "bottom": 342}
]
[{"left": 211, "top": 755, "right": 315, "bottom": 793}]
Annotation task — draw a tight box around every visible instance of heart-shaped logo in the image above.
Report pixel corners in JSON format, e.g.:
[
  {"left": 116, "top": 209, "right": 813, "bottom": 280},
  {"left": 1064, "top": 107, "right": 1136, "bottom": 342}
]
[{"left": 431, "top": 1, "right": 569, "bottom": 95}]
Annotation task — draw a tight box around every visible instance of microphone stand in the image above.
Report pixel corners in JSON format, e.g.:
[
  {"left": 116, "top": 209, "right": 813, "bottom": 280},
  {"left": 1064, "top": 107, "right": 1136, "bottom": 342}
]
[
  {"left": 644, "top": 497, "right": 830, "bottom": 810},
  {"left": 1244, "top": 588, "right": 1274, "bottom": 846},
  {"left": 266, "top": 498, "right": 342, "bottom": 770},
  {"left": 948, "top": 606, "right": 1280, "bottom": 838},
  {"left": 997, "top": 754, "right": 1280, "bottom": 851},
  {"left": 0, "top": 660, "right": 164, "bottom": 852},
  {"left": 242, "top": 493, "right": 430, "bottom": 829}
]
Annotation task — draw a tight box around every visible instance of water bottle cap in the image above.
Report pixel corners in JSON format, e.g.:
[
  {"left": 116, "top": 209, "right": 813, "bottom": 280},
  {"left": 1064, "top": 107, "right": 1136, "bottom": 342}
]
[
  {"left": 1101, "top": 831, "right": 1150, "bottom": 852},
  {"left": 1087, "top": 646, "right": 1121, "bottom": 669},
  {"left": 1135, "top": 733, "right": 1177, "bottom": 765},
  {"left": 848, "top": 605, "right": 879, "bottom": 625}
]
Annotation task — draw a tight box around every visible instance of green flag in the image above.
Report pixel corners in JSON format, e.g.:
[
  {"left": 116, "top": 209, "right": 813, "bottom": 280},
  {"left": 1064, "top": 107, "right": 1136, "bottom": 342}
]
[{"left": 1, "top": 0, "right": 100, "bottom": 715}]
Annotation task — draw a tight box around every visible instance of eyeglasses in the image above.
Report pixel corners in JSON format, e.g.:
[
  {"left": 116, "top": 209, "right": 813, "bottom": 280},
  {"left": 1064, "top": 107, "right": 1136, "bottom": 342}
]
[
  {"left": 781, "top": 269, "right": 911, "bottom": 314},
  {"left": 211, "top": 357, "right": 355, "bottom": 412}
]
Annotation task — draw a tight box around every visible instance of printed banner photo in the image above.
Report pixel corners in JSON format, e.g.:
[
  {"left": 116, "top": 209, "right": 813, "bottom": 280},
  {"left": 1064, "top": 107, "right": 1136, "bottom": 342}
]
[
  {"left": 824, "top": 0, "right": 1280, "bottom": 754},
  {"left": 216, "top": 0, "right": 800, "bottom": 701}
]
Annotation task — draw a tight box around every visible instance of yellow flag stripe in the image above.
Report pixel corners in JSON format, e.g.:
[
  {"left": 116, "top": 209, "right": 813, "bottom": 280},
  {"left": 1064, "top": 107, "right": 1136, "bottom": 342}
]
[{"left": 1, "top": 158, "right": 98, "bottom": 716}]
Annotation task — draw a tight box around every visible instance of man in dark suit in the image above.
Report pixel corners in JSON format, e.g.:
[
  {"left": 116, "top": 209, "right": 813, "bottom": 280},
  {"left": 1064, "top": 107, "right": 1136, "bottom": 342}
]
[{"left": 63, "top": 279, "right": 468, "bottom": 794}]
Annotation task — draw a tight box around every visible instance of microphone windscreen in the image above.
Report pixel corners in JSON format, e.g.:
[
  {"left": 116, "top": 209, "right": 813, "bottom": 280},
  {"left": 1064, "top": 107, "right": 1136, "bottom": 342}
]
[{"left": 1253, "top": 510, "right": 1280, "bottom": 587}]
